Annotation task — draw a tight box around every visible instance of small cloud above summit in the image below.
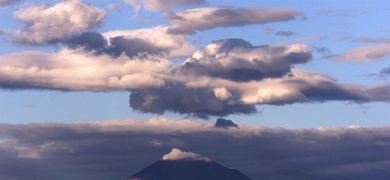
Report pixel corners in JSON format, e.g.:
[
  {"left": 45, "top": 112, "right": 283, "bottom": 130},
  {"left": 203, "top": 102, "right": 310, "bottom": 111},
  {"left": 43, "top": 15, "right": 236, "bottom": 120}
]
[
  {"left": 214, "top": 118, "right": 238, "bottom": 129},
  {"left": 162, "top": 148, "right": 211, "bottom": 161}
]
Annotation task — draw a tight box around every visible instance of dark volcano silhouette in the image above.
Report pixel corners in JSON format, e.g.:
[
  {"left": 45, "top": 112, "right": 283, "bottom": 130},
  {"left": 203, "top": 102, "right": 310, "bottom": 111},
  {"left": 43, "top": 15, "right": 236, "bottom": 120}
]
[{"left": 127, "top": 159, "right": 251, "bottom": 180}]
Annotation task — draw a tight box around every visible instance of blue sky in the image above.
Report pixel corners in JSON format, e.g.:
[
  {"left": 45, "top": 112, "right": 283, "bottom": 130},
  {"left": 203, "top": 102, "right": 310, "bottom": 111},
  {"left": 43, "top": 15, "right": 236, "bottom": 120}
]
[
  {"left": 0, "top": 0, "right": 388, "bottom": 128},
  {"left": 0, "top": 1, "right": 390, "bottom": 179}
]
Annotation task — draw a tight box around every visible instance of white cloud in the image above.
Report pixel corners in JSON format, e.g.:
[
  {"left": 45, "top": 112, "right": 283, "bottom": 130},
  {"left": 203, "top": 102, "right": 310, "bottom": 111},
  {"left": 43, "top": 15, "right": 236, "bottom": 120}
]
[
  {"left": 102, "top": 26, "right": 196, "bottom": 58},
  {"left": 13, "top": 0, "right": 106, "bottom": 45},
  {"left": 162, "top": 148, "right": 211, "bottom": 161}
]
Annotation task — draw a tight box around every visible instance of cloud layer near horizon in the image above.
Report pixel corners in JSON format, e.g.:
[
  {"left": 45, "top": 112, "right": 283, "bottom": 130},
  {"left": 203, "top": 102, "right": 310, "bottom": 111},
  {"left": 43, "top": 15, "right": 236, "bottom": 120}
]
[{"left": 0, "top": 118, "right": 389, "bottom": 179}]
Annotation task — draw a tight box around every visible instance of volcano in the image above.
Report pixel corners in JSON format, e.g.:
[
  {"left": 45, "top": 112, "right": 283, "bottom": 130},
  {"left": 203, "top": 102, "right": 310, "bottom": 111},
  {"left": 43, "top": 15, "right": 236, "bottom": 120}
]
[{"left": 127, "top": 159, "right": 252, "bottom": 180}]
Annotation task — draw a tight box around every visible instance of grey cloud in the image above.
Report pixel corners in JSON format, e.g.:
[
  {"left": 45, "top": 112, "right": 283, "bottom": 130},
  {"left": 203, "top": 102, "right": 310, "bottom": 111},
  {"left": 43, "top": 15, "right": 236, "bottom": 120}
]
[
  {"left": 276, "top": 31, "right": 295, "bottom": 36},
  {"left": 129, "top": 82, "right": 257, "bottom": 119},
  {"left": 364, "top": 67, "right": 390, "bottom": 80},
  {"left": 0, "top": 0, "right": 20, "bottom": 6},
  {"left": 175, "top": 39, "right": 312, "bottom": 82},
  {"left": 12, "top": 0, "right": 106, "bottom": 45},
  {"left": 214, "top": 118, "right": 238, "bottom": 129},
  {"left": 165, "top": 7, "right": 302, "bottom": 34},
  {"left": 0, "top": 118, "right": 389, "bottom": 179},
  {"left": 66, "top": 30, "right": 184, "bottom": 59}
]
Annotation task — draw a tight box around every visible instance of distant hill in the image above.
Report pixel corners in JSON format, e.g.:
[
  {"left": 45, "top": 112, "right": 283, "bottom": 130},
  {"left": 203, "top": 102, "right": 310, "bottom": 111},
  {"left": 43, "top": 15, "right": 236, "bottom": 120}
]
[{"left": 127, "top": 159, "right": 252, "bottom": 180}]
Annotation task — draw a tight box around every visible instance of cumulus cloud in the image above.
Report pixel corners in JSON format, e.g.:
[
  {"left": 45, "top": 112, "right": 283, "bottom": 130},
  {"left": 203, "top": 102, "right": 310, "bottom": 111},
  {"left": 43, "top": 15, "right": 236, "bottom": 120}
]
[
  {"left": 0, "top": 118, "right": 389, "bottom": 179},
  {"left": 176, "top": 39, "right": 312, "bottom": 81},
  {"left": 0, "top": 0, "right": 20, "bottom": 6},
  {"left": 13, "top": 0, "right": 106, "bottom": 45},
  {"left": 124, "top": 0, "right": 206, "bottom": 13},
  {"left": 336, "top": 44, "right": 390, "bottom": 63},
  {"left": 162, "top": 148, "right": 211, "bottom": 161},
  {"left": 165, "top": 7, "right": 303, "bottom": 34}
]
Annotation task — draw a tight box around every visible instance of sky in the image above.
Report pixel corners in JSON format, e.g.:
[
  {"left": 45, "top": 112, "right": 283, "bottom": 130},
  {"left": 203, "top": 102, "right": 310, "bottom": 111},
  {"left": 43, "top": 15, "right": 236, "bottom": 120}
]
[{"left": 0, "top": 0, "right": 389, "bottom": 179}]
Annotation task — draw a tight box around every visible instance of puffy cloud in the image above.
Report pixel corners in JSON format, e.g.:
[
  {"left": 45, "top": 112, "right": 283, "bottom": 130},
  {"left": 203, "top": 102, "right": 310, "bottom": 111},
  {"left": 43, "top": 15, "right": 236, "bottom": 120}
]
[
  {"left": 101, "top": 26, "right": 196, "bottom": 58},
  {"left": 124, "top": 0, "right": 206, "bottom": 12},
  {"left": 13, "top": 0, "right": 106, "bottom": 45},
  {"left": 336, "top": 44, "right": 390, "bottom": 63},
  {"left": 165, "top": 7, "right": 303, "bottom": 34},
  {"left": 0, "top": 118, "right": 389, "bottom": 179},
  {"left": 176, "top": 39, "right": 312, "bottom": 81},
  {"left": 162, "top": 148, "right": 211, "bottom": 161},
  {"left": 0, "top": 0, "right": 20, "bottom": 6}
]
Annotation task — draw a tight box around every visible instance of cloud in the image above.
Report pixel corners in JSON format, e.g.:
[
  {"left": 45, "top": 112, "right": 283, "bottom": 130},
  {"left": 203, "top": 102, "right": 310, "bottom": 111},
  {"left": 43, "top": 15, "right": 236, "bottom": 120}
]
[
  {"left": 12, "top": 0, "right": 106, "bottom": 45},
  {"left": 165, "top": 7, "right": 303, "bottom": 34},
  {"left": 0, "top": 49, "right": 170, "bottom": 91},
  {"left": 214, "top": 118, "right": 238, "bottom": 129},
  {"left": 101, "top": 26, "right": 196, "bottom": 58},
  {"left": 124, "top": 0, "right": 206, "bottom": 13},
  {"left": 263, "top": 28, "right": 274, "bottom": 34},
  {"left": 175, "top": 39, "right": 312, "bottom": 82},
  {"left": 276, "top": 31, "right": 295, "bottom": 36},
  {"left": 108, "top": 3, "right": 121, "bottom": 11},
  {"left": 0, "top": 0, "right": 20, "bottom": 6},
  {"left": 364, "top": 67, "right": 390, "bottom": 79},
  {"left": 0, "top": 38, "right": 389, "bottom": 118},
  {"left": 353, "top": 37, "right": 390, "bottom": 44},
  {"left": 0, "top": 118, "right": 389, "bottom": 179},
  {"left": 336, "top": 44, "right": 390, "bottom": 63},
  {"left": 129, "top": 82, "right": 257, "bottom": 119},
  {"left": 271, "top": 35, "right": 320, "bottom": 46},
  {"left": 162, "top": 148, "right": 211, "bottom": 161},
  {"left": 318, "top": 8, "right": 367, "bottom": 16}
]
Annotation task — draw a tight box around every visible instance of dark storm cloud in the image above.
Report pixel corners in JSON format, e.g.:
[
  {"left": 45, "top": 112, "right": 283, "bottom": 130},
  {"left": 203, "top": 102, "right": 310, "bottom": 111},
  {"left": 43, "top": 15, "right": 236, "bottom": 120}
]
[
  {"left": 129, "top": 82, "right": 257, "bottom": 119},
  {"left": 0, "top": 119, "right": 389, "bottom": 180},
  {"left": 165, "top": 7, "right": 302, "bottom": 34},
  {"left": 276, "top": 31, "right": 295, "bottom": 36},
  {"left": 175, "top": 39, "right": 312, "bottom": 82}
]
